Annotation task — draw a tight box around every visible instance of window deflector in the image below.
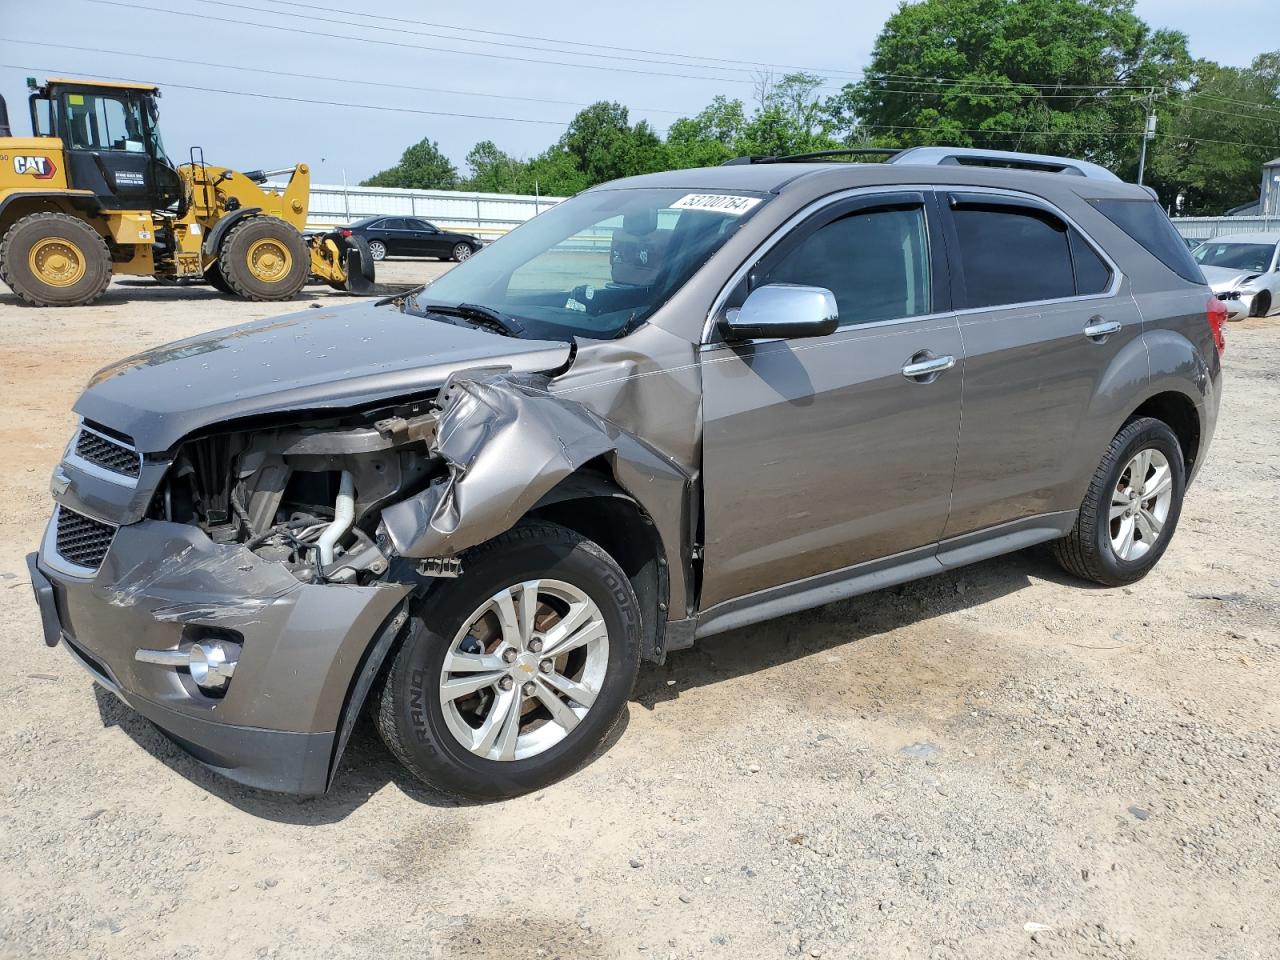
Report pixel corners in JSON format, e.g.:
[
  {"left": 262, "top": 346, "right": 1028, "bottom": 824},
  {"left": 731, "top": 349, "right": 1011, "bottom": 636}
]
[{"left": 715, "top": 191, "right": 929, "bottom": 344}]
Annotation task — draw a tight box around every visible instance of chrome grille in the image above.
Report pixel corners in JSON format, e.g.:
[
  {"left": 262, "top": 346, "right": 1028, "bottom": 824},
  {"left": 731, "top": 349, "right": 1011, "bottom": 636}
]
[
  {"left": 55, "top": 506, "right": 116, "bottom": 570},
  {"left": 74, "top": 428, "right": 141, "bottom": 478}
]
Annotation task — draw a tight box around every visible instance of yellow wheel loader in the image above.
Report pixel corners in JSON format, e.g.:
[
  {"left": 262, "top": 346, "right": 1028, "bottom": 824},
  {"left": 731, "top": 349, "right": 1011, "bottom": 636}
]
[{"left": 0, "top": 77, "right": 378, "bottom": 307}]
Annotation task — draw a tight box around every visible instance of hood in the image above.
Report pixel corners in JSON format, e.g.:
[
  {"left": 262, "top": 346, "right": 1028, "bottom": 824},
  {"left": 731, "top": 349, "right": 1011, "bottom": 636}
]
[
  {"left": 1199, "top": 265, "right": 1259, "bottom": 292},
  {"left": 74, "top": 300, "right": 572, "bottom": 452}
]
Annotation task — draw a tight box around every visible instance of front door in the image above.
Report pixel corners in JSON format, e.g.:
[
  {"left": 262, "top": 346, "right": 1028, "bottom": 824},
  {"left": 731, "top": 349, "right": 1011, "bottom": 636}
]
[
  {"left": 699, "top": 191, "right": 964, "bottom": 609},
  {"left": 58, "top": 89, "right": 155, "bottom": 210},
  {"left": 936, "top": 191, "right": 1144, "bottom": 538}
]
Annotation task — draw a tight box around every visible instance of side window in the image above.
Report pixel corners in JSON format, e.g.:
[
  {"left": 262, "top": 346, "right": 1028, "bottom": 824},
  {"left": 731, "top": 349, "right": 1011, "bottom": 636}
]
[
  {"left": 755, "top": 205, "right": 932, "bottom": 325},
  {"left": 951, "top": 204, "right": 1075, "bottom": 308},
  {"left": 381, "top": 218, "right": 405, "bottom": 230},
  {"left": 1070, "top": 230, "right": 1112, "bottom": 295}
]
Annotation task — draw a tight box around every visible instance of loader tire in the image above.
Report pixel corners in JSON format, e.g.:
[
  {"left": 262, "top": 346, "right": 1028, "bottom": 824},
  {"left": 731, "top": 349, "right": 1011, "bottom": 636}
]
[
  {"left": 217, "top": 216, "right": 310, "bottom": 301},
  {"left": 0, "top": 212, "right": 113, "bottom": 307},
  {"left": 203, "top": 263, "right": 234, "bottom": 295}
]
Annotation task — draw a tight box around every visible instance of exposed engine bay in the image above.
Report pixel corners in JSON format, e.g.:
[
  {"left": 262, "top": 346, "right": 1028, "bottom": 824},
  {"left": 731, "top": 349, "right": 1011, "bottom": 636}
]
[{"left": 148, "top": 396, "right": 443, "bottom": 585}]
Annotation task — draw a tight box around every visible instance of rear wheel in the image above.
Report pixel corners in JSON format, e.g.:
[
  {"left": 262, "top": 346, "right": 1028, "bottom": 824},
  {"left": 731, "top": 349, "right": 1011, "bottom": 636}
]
[
  {"left": 0, "top": 212, "right": 112, "bottom": 307},
  {"left": 217, "top": 216, "right": 310, "bottom": 301},
  {"left": 367, "top": 239, "right": 387, "bottom": 262},
  {"left": 452, "top": 242, "right": 474, "bottom": 262},
  {"left": 376, "top": 520, "right": 641, "bottom": 800},
  {"left": 1052, "top": 417, "right": 1185, "bottom": 586},
  {"left": 203, "top": 263, "right": 234, "bottom": 295}
]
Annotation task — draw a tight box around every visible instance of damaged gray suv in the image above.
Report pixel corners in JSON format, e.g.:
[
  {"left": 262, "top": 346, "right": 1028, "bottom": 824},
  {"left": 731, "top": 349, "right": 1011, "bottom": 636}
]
[{"left": 29, "top": 147, "right": 1223, "bottom": 800}]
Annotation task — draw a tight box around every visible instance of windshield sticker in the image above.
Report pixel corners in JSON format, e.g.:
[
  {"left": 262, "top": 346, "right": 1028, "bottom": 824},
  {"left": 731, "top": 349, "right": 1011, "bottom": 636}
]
[{"left": 670, "top": 194, "right": 763, "bottom": 216}]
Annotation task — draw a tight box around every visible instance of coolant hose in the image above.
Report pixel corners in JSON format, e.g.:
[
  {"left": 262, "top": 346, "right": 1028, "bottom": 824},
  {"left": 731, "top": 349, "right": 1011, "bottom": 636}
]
[{"left": 317, "top": 470, "right": 355, "bottom": 567}]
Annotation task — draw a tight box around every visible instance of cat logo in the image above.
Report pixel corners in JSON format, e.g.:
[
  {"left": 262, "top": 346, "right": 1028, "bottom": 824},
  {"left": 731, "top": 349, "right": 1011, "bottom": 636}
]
[{"left": 13, "top": 156, "right": 58, "bottom": 180}]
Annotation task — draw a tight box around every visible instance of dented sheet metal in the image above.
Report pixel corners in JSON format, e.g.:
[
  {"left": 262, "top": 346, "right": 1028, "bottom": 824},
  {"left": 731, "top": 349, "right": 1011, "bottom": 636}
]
[{"left": 381, "top": 372, "right": 691, "bottom": 572}]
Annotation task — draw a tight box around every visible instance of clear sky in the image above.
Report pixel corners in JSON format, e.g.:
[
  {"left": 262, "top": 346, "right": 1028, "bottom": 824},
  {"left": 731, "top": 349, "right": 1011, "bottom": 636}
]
[{"left": 1, "top": 0, "right": 1275, "bottom": 185}]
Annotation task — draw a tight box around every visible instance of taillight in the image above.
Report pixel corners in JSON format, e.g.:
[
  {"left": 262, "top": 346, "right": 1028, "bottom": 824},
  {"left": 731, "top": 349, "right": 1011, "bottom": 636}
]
[
  {"left": 1206, "top": 295, "right": 1227, "bottom": 355},
  {"left": 339, "top": 228, "right": 352, "bottom": 237}
]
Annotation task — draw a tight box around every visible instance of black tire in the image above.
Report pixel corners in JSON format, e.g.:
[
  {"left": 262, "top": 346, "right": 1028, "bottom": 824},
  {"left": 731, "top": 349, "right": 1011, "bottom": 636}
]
[
  {"left": 0, "top": 212, "right": 112, "bottom": 307},
  {"left": 1052, "top": 417, "right": 1186, "bottom": 586},
  {"left": 451, "top": 241, "right": 474, "bottom": 262},
  {"left": 1251, "top": 291, "right": 1271, "bottom": 318},
  {"left": 367, "top": 239, "right": 387, "bottom": 262},
  {"left": 216, "top": 216, "right": 310, "bottom": 301},
  {"left": 203, "top": 263, "right": 234, "bottom": 295},
  {"left": 376, "top": 520, "right": 641, "bottom": 800}
]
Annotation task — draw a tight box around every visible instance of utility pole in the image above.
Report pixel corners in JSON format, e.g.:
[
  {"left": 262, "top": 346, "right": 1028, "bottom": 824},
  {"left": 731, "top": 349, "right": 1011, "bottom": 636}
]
[{"left": 1136, "top": 90, "right": 1159, "bottom": 186}]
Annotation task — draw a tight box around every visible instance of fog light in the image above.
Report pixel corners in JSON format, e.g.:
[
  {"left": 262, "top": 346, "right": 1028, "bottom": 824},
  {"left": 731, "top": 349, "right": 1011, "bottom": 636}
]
[
  {"left": 135, "top": 637, "right": 241, "bottom": 694},
  {"left": 188, "top": 640, "right": 239, "bottom": 692}
]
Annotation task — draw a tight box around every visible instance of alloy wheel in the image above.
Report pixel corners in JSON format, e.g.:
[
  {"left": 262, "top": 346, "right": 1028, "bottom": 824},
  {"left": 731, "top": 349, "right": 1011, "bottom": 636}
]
[
  {"left": 1110, "top": 447, "right": 1173, "bottom": 561},
  {"left": 438, "top": 579, "right": 609, "bottom": 761}
]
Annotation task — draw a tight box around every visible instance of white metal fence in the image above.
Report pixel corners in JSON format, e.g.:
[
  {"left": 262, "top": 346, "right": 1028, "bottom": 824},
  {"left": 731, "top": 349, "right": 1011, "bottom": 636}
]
[
  {"left": 307, "top": 183, "right": 564, "bottom": 238},
  {"left": 305, "top": 183, "right": 1279, "bottom": 246},
  {"left": 1171, "top": 215, "right": 1280, "bottom": 241}
]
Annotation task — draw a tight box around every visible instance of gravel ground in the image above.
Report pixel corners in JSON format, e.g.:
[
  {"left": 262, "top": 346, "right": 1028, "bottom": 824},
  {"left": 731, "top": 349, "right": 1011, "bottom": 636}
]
[{"left": 0, "top": 265, "right": 1277, "bottom": 960}]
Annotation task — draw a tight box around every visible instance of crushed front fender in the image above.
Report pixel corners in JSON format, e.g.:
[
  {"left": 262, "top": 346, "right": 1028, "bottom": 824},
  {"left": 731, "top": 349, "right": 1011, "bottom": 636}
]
[{"left": 380, "top": 372, "right": 691, "bottom": 581}]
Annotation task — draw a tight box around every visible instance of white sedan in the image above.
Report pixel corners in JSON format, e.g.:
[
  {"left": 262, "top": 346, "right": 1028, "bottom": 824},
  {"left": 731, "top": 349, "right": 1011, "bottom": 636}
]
[{"left": 1192, "top": 232, "right": 1280, "bottom": 320}]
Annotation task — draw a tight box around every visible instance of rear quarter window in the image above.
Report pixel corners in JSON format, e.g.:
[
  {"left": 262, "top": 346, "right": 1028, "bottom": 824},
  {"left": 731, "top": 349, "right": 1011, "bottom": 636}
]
[{"left": 1089, "top": 199, "right": 1204, "bottom": 284}]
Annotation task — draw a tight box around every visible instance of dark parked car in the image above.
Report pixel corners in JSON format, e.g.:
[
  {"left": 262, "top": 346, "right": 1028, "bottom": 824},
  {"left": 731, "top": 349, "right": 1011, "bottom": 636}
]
[
  {"left": 340, "top": 215, "right": 482, "bottom": 262},
  {"left": 30, "top": 147, "right": 1222, "bottom": 801}
]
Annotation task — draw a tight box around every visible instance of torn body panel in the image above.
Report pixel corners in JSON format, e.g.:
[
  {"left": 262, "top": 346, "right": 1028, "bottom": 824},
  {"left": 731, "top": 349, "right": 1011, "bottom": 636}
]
[{"left": 380, "top": 372, "right": 694, "bottom": 618}]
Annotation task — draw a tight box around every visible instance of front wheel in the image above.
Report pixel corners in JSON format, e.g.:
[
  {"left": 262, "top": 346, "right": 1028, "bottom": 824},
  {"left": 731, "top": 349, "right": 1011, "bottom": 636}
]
[
  {"left": 1053, "top": 417, "right": 1185, "bottom": 586},
  {"left": 376, "top": 520, "right": 641, "bottom": 800},
  {"left": 217, "top": 216, "right": 310, "bottom": 301},
  {"left": 451, "top": 242, "right": 474, "bottom": 262}
]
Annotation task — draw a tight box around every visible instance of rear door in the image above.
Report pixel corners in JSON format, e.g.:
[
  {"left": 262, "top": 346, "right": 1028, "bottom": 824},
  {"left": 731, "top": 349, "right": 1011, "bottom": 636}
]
[
  {"left": 938, "top": 190, "right": 1143, "bottom": 538},
  {"left": 699, "top": 190, "right": 964, "bottom": 609},
  {"left": 379, "top": 218, "right": 411, "bottom": 255}
]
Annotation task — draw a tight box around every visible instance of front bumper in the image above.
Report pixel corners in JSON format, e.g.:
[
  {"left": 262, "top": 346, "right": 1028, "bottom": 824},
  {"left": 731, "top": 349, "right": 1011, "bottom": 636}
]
[
  {"left": 1211, "top": 286, "right": 1254, "bottom": 320},
  {"left": 31, "top": 515, "right": 410, "bottom": 794}
]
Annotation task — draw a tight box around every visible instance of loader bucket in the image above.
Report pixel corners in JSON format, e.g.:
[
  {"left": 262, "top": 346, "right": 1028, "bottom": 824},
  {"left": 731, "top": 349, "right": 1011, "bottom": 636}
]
[{"left": 305, "top": 231, "right": 419, "bottom": 297}]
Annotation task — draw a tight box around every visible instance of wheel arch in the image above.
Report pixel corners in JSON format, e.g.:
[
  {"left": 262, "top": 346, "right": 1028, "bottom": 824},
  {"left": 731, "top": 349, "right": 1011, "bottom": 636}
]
[
  {"left": 0, "top": 190, "right": 102, "bottom": 237},
  {"left": 527, "top": 464, "right": 670, "bottom": 663},
  {"left": 1127, "top": 390, "right": 1201, "bottom": 476},
  {"left": 201, "top": 206, "right": 262, "bottom": 258}
]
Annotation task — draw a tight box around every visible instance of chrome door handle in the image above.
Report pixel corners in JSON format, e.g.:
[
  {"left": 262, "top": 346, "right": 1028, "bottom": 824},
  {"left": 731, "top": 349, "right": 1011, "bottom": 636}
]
[
  {"left": 1083, "top": 319, "right": 1122, "bottom": 341},
  {"left": 901, "top": 354, "right": 956, "bottom": 380}
]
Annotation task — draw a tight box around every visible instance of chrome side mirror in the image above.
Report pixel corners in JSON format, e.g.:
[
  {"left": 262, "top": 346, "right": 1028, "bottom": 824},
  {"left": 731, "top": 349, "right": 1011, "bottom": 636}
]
[{"left": 719, "top": 283, "right": 839, "bottom": 341}]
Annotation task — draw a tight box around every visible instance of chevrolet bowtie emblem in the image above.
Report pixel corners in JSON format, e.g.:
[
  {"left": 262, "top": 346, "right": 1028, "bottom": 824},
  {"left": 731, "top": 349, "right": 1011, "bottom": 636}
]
[{"left": 49, "top": 467, "right": 71, "bottom": 498}]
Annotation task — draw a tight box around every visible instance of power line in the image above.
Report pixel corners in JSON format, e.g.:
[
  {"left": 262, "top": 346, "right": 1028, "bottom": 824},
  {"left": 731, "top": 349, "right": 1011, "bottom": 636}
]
[
  {"left": 84, "top": 0, "right": 770, "bottom": 86},
  {"left": 1177, "top": 100, "right": 1280, "bottom": 124},
  {"left": 254, "top": 0, "right": 867, "bottom": 79},
  {"left": 222, "top": 0, "right": 766, "bottom": 78},
  {"left": 866, "top": 74, "right": 1158, "bottom": 92},
  {"left": 0, "top": 62, "right": 580, "bottom": 127},
  {"left": 1185, "top": 92, "right": 1280, "bottom": 116},
  {"left": 0, "top": 38, "right": 693, "bottom": 116}
]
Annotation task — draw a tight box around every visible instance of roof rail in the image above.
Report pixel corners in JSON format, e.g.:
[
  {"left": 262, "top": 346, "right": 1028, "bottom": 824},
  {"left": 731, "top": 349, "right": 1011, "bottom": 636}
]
[
  {"left": 721, "top": 147, "right": 901, "bottom": 166},
  {"left": 887, "top": 146, "right": 1119, "bottom": 181}
]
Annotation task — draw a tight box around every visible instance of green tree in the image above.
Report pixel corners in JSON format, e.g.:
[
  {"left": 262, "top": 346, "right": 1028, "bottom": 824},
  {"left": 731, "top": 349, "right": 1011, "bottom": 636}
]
[
  {"left": 462, "top": 140, "right": 525, "bottom": 193},
  {"left": 826, "top": 0, "right": 1193, "bottom": 170},
  {"left": 666, "top": 96, "right": 747, "bottom": 167},
  {"left": 738, "top": 73, "right": 839, "bottom": 156},
  {"left": 1148, "top": 52, "right": 1280, "bottom": 214},
  {"left": 362, "top": 137, "right": 458, "bottom": 189},
  {"left": 558, "top": 102, "right": 668, "bottom": 184}
]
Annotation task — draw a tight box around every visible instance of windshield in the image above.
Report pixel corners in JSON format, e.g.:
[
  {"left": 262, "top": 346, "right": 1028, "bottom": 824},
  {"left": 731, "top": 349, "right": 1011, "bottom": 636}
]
[
  {"left": 1193, "top": 241, "right": 1276, "bottom": 273},
  {"left": 63, "top": 91, "right": 150, "bottom": 153},
  {"left": 408, "top": 187, "right": 770, "bottom": 340}
]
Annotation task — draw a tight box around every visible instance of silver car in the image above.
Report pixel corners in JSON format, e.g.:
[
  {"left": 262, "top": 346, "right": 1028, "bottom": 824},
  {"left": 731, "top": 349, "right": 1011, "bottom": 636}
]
[{"left": 1192, "top": 232, "right": 1280, "bottom": 319}]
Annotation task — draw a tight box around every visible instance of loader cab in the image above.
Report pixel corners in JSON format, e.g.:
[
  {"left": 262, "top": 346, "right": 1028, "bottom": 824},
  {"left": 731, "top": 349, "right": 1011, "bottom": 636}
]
[{"left": 30, "top": 79, "right": 183, "bottom": 213}]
